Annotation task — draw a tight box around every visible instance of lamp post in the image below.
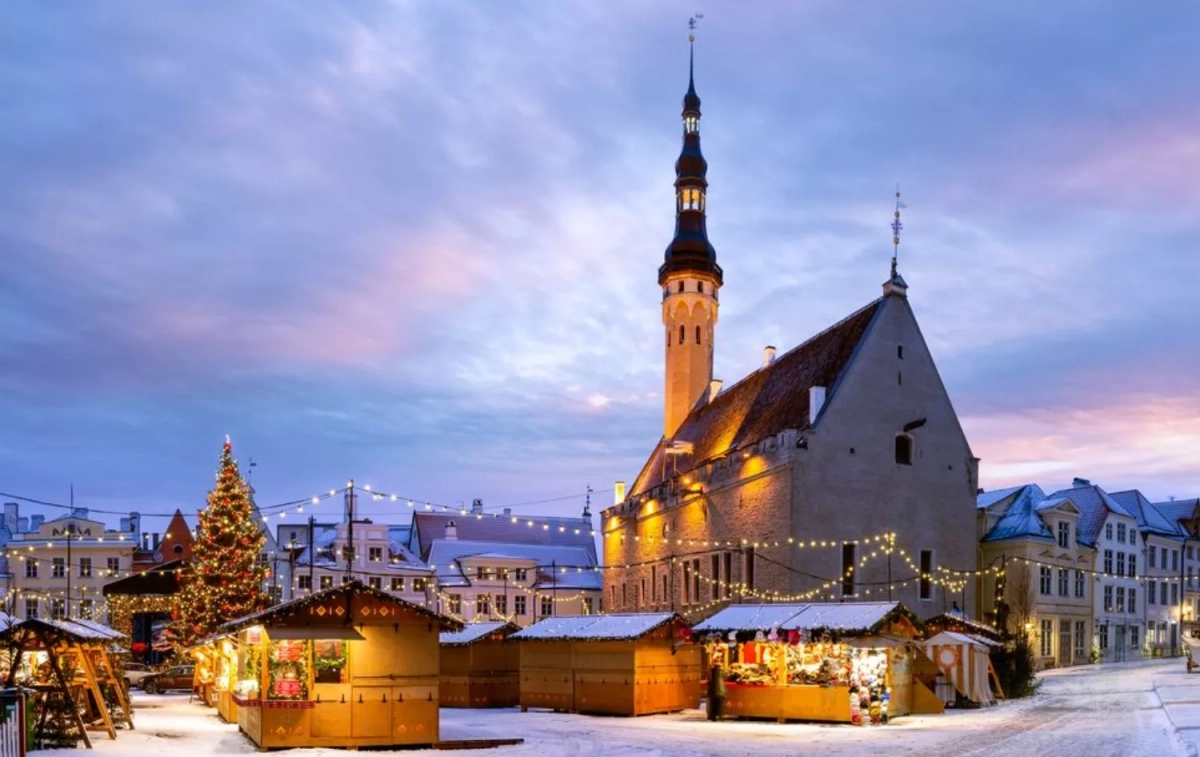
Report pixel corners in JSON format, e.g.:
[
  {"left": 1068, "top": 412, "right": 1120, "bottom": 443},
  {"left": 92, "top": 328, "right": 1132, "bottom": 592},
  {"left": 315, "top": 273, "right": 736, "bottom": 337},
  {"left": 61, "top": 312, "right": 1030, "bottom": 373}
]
[{"left": 64, "top": 524, "right": 77, "bottom": 619}]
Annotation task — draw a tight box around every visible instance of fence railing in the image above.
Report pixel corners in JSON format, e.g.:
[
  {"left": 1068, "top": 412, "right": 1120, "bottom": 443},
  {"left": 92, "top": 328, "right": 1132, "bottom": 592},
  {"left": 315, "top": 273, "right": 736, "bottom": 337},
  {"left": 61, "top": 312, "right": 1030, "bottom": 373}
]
[{"left": 0, "top": 689, "right": 26, "bottom": 757}]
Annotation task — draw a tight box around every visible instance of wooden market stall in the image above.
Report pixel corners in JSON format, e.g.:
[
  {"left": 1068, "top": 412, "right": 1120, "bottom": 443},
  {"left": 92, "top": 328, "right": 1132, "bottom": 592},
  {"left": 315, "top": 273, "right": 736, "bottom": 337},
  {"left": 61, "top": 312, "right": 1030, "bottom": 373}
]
[
  {"left": 188, "top": 633, "right": 239, "bottom": 721},
  {"left": 923, "top": 631, "right": 999, "bottom": 706},
  {"left": 692, "top": 602, "right": 944, "bottom": 725},
  {"left": 219, "top": 580, "right": 461, "bottom": 750},
  {"left": 439, "top": 621, "right": 520, "bottom": 708},
  {"left": 924, "top": 611, "right": 1003, "bottom": 643},
  {"left": 511, "top": 613, "right": 701, "bottom": 716},
  {"left": 0, "top": 617, "right": 134, "bottom": 749}
]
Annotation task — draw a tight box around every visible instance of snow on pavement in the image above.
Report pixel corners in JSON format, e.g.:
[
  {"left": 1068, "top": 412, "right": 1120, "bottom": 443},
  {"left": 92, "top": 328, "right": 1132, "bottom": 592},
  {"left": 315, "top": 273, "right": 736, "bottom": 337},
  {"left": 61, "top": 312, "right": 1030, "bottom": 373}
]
[{"left": 36, "top": 661, "right": 1188, "bottom": 757}]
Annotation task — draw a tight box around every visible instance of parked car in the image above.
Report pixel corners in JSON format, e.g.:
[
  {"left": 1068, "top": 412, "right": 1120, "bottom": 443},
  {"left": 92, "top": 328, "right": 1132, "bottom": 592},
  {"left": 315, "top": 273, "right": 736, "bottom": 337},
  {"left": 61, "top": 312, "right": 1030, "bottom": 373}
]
[
  {"left": 141, "top": 665, "right": 194, "bottom": 694},
  {"left": 122, "top": 663, "right": 154, "bottom": 689}
]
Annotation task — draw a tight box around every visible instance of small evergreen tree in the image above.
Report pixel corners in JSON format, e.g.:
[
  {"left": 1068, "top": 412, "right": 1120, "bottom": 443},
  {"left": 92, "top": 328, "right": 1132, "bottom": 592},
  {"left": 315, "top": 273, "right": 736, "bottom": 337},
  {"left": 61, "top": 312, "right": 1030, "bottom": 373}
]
[{"left": 174, "top": 437, "right": 268, "bottom": 647}]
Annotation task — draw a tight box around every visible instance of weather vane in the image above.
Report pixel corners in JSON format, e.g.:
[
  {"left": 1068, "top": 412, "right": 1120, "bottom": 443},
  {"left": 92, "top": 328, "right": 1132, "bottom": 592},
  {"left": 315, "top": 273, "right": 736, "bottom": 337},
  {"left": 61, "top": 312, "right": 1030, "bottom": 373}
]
[
  {"left": 890, "top": 185, "right": 907, "bottom": 278},
  {"left": 689, "top": 12, "right": 704, "bottom": 43}
]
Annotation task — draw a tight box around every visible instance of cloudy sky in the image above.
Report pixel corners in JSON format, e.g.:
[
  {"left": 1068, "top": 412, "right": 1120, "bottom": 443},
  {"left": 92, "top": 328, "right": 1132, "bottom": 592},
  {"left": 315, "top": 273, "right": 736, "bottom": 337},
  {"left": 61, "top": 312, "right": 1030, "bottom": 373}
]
[{"left": 2, "top": 0, "right": 1198, "bottom": 533}]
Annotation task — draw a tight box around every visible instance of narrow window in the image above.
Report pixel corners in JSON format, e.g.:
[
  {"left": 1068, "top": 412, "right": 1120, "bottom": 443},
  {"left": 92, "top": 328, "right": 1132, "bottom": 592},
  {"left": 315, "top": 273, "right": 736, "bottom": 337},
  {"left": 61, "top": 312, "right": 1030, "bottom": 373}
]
[
  {"left": 711, "top": 554, "right": 721, "bottom": 601},
  {"left": 895, "top": 434, "right": 914, "bottom": 465},
  {"left": 919, "top": 549, "right": 933, "bottom": 600},
  {"left": 745, "top": 546, "right": 756, "bottom": 591},
  {"left": 692, "top": 558, "right": 701, "bottom": 602},
  {"left": 695, "top": 325, "right": 701, "bottom": 344},
  {"left": 898, "top": 345, "right": 904, "bottom": 359},
  {"left": 679, "top": 325, "right": 685, "bottom": 345},
  {"left": 841, "top": 543, "right": 856, "bottom": 596},
  {"left": 898, "top": 371, "right": 902, "bottom": 386},
  {"left": 678, "top": 281, "right": 684, "bottom": 293},
  {"left": 1057, "top": 522, "right": 1070, "bottom": 548},
  {"left": 723, "top": 552, "right": 732, "bottom": 598},
  {"left": 682, "top": 562, "right": 691, "bottom": 605}
]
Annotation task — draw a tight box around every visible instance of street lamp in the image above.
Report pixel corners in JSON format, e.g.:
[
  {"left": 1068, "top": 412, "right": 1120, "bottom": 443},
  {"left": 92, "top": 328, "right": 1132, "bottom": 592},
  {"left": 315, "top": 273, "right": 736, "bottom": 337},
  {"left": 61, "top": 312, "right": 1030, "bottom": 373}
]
[{"left": 64, "top": 523, "right": 78, "bottom": 619}]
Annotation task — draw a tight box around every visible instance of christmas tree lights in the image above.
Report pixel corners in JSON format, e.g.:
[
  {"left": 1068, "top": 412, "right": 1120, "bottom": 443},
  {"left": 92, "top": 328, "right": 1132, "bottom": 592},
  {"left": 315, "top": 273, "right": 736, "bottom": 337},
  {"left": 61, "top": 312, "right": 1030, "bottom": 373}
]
[{"left": 173, "top": 437, "right": 268, "bottom": 647}]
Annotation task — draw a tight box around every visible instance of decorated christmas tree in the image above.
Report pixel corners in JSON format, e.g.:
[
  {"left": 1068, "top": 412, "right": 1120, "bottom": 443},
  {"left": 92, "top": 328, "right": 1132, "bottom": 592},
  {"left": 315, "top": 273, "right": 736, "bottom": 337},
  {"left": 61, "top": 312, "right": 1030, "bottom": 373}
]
[{"left": 174, "top": 437, "right": 269, "bottom": 647}]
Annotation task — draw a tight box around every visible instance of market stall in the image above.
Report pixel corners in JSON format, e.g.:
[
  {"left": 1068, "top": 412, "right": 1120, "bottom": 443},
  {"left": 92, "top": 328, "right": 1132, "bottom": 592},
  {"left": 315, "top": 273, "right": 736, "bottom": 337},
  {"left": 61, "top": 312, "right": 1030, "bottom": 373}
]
[
  {"left": 439, "top": 621, "right": 520, "bottom": 708},
  {"left": 512, "top": 613, "right": 700, "bottom": 716},
  {"left": 0, "top": 617, "right": 133, "bottom": 748},
  {"left": 692, "top": 602, "right": 943, "bottom": 724},
  {"left": 923, "top": 631, "right": 997, "bottom": 706},
  {"left": 219, "top": 580, "right": 461, "bottom": 750}
]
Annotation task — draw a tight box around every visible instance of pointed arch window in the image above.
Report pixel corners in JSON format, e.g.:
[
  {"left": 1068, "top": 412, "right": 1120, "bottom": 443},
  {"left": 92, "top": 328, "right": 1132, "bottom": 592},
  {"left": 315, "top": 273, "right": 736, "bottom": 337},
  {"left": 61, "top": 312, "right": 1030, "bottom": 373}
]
[
  {"left": 678, "top": 187, "right": 704, "bottom": 212},
  {"left": 679, "top": 325, "right": 685, "bottom": 345},
  {"left": 695, "top": 325, "right": 701, "bottom": 344}
]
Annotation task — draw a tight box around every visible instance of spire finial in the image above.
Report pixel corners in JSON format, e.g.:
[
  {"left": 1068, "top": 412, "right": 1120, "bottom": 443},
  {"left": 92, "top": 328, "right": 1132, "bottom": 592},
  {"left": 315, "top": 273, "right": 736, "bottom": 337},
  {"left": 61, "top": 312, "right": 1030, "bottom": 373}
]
[{"left": 890, "top": 185, "right": 906, "bottom": 278}]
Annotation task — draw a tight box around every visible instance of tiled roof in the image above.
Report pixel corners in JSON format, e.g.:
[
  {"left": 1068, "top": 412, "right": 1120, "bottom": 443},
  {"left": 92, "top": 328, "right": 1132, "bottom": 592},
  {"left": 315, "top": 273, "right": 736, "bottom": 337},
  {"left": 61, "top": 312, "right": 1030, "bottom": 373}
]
[
  {"left": 511, "top": 613, "right": 678, "bottom": 641},
  {"left": 1110, "top": 490, "right": 1183, "bottom": 537},
  {"left": 628, "top": 299, "right": 883, "bottom": 497},
  {"left": 440, "top": 621, "right": 518, "bottom": 646},
  {"left": 975, "top": 485, "right": 1026, "bottom": 510},
  {"left": 411, "top": 512, "right": 596, "bottom": 563},
  {"left": 980, "top": 485, "right": 1054, "bottom": 543},
  {"left": 1045, "top": 483, "right": 1134, "bottom": 547},
  {"left": 426, "top": 539, "right": 601, "bottom": 590},
  {"left": 1154, "top": 499, "right": 1200, "bottom": 531}
]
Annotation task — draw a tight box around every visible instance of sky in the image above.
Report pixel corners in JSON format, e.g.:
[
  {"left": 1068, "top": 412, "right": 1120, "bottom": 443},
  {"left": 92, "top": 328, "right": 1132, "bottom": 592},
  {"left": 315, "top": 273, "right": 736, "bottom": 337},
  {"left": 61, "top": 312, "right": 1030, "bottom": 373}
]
[{"left": 1, "top": 0, "right": 1198, "bottom": 536}]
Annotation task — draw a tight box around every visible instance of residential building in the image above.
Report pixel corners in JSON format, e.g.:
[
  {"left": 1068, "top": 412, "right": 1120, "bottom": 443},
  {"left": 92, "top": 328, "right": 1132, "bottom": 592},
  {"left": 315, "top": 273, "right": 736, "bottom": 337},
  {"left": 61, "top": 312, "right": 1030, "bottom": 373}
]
[
  {"left": 1153, "top": 498, "right": 1200, "bottom": 637},
  {"left": 8, "top": 508, "right": 137, "bottom": 622},
  {"left": 285, "top": 520, "right": 432, "bottom": 606},
  {"left": 427, "top": 530, "right": 601, "bottom": 625},
  {"left": 602, "top": 43, "right": 978, "bottom": 617},
  {"left": 1109, "top": 488, "right": 1186, "bottom": 655},
  {"left": 976, "top": 485, "right": 1093, "bottom": 668},
  {"left": 407, "top": 506, "right": 597, "bottom": 566}
]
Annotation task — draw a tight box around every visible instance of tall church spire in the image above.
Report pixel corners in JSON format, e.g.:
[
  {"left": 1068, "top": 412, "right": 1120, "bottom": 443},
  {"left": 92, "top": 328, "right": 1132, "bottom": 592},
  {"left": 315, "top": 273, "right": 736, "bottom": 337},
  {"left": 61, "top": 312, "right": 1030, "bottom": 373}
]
[{"left": 660, "top": 20, "right": 722, "bottom": 440}]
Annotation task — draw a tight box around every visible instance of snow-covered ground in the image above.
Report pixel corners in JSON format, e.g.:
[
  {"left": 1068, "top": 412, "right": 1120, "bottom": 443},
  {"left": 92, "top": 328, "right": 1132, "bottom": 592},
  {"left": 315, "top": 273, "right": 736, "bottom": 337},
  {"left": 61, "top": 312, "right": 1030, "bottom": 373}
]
[{"left": 37, "top": 660, "right": 1189, "bottom": 757}]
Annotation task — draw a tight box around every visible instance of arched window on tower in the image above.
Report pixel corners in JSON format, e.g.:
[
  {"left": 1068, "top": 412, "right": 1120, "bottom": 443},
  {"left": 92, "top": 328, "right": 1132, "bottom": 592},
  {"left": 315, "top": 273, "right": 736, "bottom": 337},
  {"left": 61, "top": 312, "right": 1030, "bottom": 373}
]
[
  {"left": 679, "top": 325, "right": 685, "bottom": 345},
  {"left": 678, "top": 187, "right": 704, "bottom": 212},
  {"left": 695, "top": 325, "right": 701, "bottom": 344},
  {"left": 895, "top": 434, "right": 914, "bottom": 466},
  {"left": 685, "top": 114, "right": 699, "bottom": 134},
  {"left": 678, "top": 281, "right": 685, "bottom": 293}
]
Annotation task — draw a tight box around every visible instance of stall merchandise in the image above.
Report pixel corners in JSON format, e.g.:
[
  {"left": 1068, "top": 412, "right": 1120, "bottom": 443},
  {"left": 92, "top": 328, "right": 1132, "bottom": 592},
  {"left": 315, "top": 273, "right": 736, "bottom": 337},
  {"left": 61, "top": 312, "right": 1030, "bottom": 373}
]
[
  {"left": 219, "top": 580, "right": 461, "bottom": 750},
  {"left": 922, "top": 631, "right": 998, "bottom": 706},
  {"left": 512, "top": 613, "right": 701, "bottom": 716},
  {"left": 440, "top": 621, "right": 520, "bottom": 708},
  {"left": 693, "top": 602, "right": 943, "bottom": 724}
]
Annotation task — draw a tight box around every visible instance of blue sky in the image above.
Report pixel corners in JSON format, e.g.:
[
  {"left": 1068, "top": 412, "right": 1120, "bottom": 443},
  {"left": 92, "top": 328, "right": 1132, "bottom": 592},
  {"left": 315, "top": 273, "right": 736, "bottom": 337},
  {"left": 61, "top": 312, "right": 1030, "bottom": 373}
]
[{"left": 2, "top": 0, "right": 1198, "bottom": 533}]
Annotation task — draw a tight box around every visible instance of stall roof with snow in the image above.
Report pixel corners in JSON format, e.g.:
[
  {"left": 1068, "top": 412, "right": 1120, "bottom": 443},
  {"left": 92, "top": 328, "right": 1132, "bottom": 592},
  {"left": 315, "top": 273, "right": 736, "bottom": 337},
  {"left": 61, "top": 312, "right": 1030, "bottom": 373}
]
[
  {"left": 693, "top": 602, "right": 920, "bottom": 638},
  {"left": 511, "top": 613, "right": 680, "bottom": 642},
  {"left": 441, "top": 621, "right": 519, "bottom": 646}
]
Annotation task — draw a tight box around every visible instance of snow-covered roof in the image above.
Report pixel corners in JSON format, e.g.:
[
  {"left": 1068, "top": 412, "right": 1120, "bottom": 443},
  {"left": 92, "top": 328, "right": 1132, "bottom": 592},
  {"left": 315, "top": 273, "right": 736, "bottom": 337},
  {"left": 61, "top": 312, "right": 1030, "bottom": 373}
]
[
  {"left": 1045, "top": 482, "right": 1135, "bottom": 546},
  {"left": 980, "top": 485, "right": 1055, "bottom": 543},
  {"left": 511, "top": 613, "right": 678, "bottom": 641},
  {"left": 428, "top": 539, "right": 600, "bottom": 591},
  {"left": 975, "top": 485, "right": 1027, "bottom": 510},
  {"left": 924, "top": 631, "right": 990, "bottom": 648},
  {"left": 1110, "top": 489, "right": 1183, "bottom": 538},
  {"left": 440, "top": 621, "right": 517, "bottom": 646},
  {"left": 693, "top": 602, "right": 910, "bottom": 635}
]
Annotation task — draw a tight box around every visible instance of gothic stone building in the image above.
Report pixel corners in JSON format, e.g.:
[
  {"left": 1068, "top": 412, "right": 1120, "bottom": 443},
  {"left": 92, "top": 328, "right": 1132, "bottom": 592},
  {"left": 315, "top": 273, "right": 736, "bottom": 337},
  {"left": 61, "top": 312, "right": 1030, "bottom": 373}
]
[{"left": 601, "top": 42, "right": 978, "bottom": 619}]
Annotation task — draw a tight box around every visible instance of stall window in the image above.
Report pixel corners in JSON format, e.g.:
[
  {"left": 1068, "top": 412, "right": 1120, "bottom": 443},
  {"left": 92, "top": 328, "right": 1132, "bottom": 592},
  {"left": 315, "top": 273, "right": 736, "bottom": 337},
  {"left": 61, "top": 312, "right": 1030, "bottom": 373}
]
[
  {"left": 269, "top": 639, "right": 309, "bottom": 700},
  {"left": 919, "top": 549, "right": 933, "bottom": 600},
  {"left": 841, "top": 543, "right": 856, "bottom": 597},
  {"left": 313, "top": 640, "right": 346, "bottom": 685}
]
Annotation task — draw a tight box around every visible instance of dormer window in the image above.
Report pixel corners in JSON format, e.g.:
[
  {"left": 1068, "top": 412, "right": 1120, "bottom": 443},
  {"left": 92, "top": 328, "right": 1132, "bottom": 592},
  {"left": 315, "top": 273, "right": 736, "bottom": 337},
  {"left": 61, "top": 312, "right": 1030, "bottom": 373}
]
[
  {"left": 1057, "top": 521, "right": 1070, "bottom": 548},
  {"left": 684, "top": 114, "right": 699, "bottom": 134},
  {"left": 678, "top": 186, "right": 704, "bottom": 212}
]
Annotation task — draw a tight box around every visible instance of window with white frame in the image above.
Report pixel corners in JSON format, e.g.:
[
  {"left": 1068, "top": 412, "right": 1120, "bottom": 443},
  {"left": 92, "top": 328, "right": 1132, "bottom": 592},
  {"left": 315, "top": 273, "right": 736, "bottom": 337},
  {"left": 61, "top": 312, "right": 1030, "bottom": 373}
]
[
  {"left": 24, "top": 599, "right": 37, "bottom": 619},
  {"left": 1129, "top": 528, "right": 1137, "bottom": 546},
  {"left": 1149, "top": 579, "right": 1157, "bottom": 604},
  {"left": 475, "top": 594, "right": 491, "bottom": 616},
  {"left": 320, "top": 576, "right": 333, "bottom": 590},
  {"left": 391, "top": 577, "right": 404, "bottom": 592},
  {"left": 1151, "top": 548, "right": 1158, "bottom": 568},
  {"left": 413, "top": 578, "right": 427, "bottom": 592},
  {"left": 540, "top": 595, "right": 553, "bottom": 617},
  {"left": 1106, "top": 522, "right": 1114, "bottom": 541},
  {"left": 1117, "top": 523, "right": 1127, "bottom": 542},
  {"left": 495, "top": 594, "right": 508, "bottom": 615},
  {"left": 1074, "top": 570, "right": 1085, "bottom": 598},
  {"left": 1131, "top": 625, "right": 1140, "bottom": 647},
  {"left": 1104, "top": 550, "right": 1113, "bottom": 574},
  {"left": 1040, "top": 619, "right": 1053, "bottom": 657},
  {"left": 1074, "top": 621, "right": 1086, "bottom": 660},
  {"left": 584, "top": 597, "right": 594, "bottom": 614},
  {"left": 107, "top": 557, "right": 119, "bottom": 575},
  {"left": 52, "top": 558, "right": 65, "bottom": 578},
  {"left": 1129, "top": 588, "right": 1137, "bottom": 614},
  {"left": 297, "top": 575, "right": 312, "bottom": 591},
  {"left": 1130, "top": 554, "right": 1137, "bottom": 578},
  {"left": 79, "top": 557, "right": 92, "bottom": 578},
  {"left": 80, "top": 599, "right": 94, "bottom": 619},
  {"left": 368, "top": 547, "right": 383, "bottom": 562},
  {"left": 448, "top": 594, "right": 462, "bottom": 614},
  {"left": 1039, "top": 566, "right": 1052, "bottom": 595},
  {"left": 1174, "top": 550, "right": 1180, "bottom": 571},
  {"left": 1104, "top": 585, "right": 1113, "bottom": 611},
  {"left": 1058, "top": 568, "right": 1068, "bottom": 596},
  {"left": 1059, "top": 620, "right": 1071, "bottom": 663},
  {"left": 1117, "top": 552, "right": 1126, "bottom": 577},
  {"left": 1057, "top": 522, "right": 1070, "bottom": 548},
  {"left": 1098, "top": 623, "right": 1109, "bottom": 650},
  {"left": 24, "top": 559, "right": 37, "bottom": 578},
  {"left": 1162, "top": 582, "right": 1169, "bottom": 605},
  {"left": 1172, "top": 583, "right": 1179, "bottom": 605},
  {"left": 368, "top": 576, "right": 381, "bottom": 590},
  {"left": 514, "top": 595, "right": 526, "bottom": 616},
  {"left": 50, "top": 599, "right": 65, "bottom": 619},
  {"left": 515, "top": 568, "right": 528, "bottom": 582},
  {"left": 1116, "top": 586, "right": 1125, "bottom": 612}
]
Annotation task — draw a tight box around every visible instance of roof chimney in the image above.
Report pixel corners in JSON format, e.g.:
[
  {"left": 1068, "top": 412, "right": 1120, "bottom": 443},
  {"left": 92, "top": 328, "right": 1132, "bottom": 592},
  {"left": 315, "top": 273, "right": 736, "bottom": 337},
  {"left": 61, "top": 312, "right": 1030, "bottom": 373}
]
[
  {"left": 1072, "top": 477, "right": 1091, "bottom": 488},
  {"left": 809, "top": 386, "right": 827, "bottom": 426},
  {"left": 503, "top": 508, "right": 512, "bottom": 516},
  {"left": 445, "top": 519, "right": 458, "bottom": 540},
  {"left": 30, "top": 515, "right": 44, "bottom": 530},
  {"left": 71, "top": 507, "right": 88, "bottom": 520},
  {"left": 471, "top": 498, "right": 484, "bottom": 515},
  {"left": 614, "top": 481, "right": 627, "bottom": 506},
  {"left": 708, "top": 379, "right": 723, "bottom": 404},
  {"left": 763, "top": 345, "right": 777, "bottom": 368}
]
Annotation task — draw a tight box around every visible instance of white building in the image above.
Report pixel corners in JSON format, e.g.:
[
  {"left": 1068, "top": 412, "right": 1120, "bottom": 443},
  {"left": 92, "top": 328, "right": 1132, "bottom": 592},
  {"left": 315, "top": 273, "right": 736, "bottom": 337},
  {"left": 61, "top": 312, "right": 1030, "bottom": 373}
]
[
  {"left": 283, "top": 519, "right": 433, "bottom": 606},
  {"left": 1112, "top": 489, "right": 1187, "bottom": 655}
]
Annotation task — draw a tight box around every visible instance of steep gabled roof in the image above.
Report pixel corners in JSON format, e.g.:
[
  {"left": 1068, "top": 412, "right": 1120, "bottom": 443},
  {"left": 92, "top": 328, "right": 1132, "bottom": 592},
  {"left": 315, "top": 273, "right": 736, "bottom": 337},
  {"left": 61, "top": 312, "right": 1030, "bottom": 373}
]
[
  {"left": 1154, "top": 499, "right": 1200, "bottom": 533},
  {"left": 427, "top": 539, "right": 600, "bottom": 591},
  {"left": 975, "top": 485, "right": 1027, "bottom": 510},
  {"left": 1045, "top": 482, "right": 1134, "bottom": 547},
  {"left": 980, "top": 485, "right": 1055, "bottom": 543},
  {"left": 1110, "top": 489, "right": 1183, "bottom": 538},
  {"left": 629, "top": 298, "right": 883, "bottom": 497}
]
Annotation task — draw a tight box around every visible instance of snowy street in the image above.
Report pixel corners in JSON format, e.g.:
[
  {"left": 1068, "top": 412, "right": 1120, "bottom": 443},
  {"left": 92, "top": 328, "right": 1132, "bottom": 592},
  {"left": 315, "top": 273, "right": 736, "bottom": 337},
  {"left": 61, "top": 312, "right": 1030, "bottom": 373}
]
[{"left": 41, "top": 660, "right": 1191, "bottom": 757}]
